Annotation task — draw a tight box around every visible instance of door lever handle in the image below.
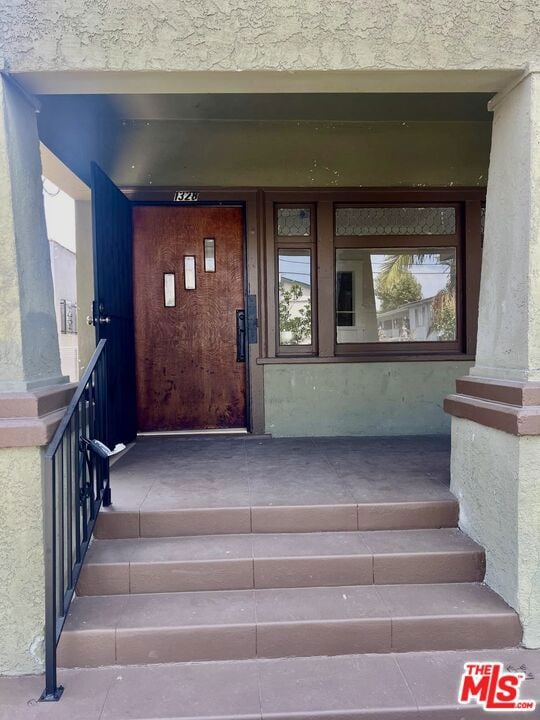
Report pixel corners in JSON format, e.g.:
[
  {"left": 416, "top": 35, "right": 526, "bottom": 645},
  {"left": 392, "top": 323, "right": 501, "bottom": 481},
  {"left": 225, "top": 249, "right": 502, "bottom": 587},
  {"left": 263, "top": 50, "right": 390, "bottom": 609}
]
[{"left": 236, "top": 309, "right": 246, "bottom": 362}]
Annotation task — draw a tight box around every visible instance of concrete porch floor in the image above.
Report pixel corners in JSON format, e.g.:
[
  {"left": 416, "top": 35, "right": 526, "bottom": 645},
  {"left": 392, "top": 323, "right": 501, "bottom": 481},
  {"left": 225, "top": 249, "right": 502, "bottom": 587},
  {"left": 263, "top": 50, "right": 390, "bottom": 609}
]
[
  {"left": 98, "top": 435, "right": 456, "bottom": 537},
  {"left": 2, "top": 649, "right": 540, "bottom": 719},
  {"left": 3, "top": 435, "right": 540, "bottom": 719}
]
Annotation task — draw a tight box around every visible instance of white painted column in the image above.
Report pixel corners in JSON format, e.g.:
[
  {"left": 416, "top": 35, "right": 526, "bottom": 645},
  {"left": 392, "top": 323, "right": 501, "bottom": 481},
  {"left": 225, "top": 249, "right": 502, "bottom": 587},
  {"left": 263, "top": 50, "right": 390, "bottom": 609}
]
[{"left": 450, "top": 70, "right": 540, "bottom": 648}]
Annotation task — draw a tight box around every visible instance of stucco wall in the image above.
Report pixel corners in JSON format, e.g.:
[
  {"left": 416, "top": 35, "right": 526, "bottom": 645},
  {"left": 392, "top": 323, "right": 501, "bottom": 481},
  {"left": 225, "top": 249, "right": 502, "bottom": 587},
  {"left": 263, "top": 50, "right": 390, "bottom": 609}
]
[
  {"left": 451, "top": 417, "right": 540, "bottom": 648},
  {"left": 105, "top": 119, "right": 490, "bottom": 188},
  {"left": 473, "top": 72, "right": 540, "bottom": 382},
  {"left": 264, "top": 361, "right": 472, "bottom": 437},
  {"left": 75, "top": 200, "right": 96, "bottom": 373},
  {"left": 0, "top": 77, "right": 63, "bottom": 392},
  {"left": 0, "top": 447, "right": 45, "bottom": 674},
  {"left": 1, "top": 1, "right": 539, "bottom": 75}
]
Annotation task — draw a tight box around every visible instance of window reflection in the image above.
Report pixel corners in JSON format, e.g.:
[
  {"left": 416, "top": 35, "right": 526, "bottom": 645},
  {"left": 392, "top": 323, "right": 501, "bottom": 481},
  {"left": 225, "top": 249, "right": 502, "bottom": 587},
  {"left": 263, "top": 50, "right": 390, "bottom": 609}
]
[
  {"left": 278, "top": 249, "right": 312, "bottom": 346},
  {"left": 335, "top": 248, "right": 456, "bottom": 343}
]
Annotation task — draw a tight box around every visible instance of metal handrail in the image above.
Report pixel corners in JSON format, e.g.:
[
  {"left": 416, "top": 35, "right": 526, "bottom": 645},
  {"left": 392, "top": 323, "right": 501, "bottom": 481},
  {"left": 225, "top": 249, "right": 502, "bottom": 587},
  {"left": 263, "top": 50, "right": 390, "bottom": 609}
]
[{"left": 40, "top": 339, "right": 110, "bottom": 701}]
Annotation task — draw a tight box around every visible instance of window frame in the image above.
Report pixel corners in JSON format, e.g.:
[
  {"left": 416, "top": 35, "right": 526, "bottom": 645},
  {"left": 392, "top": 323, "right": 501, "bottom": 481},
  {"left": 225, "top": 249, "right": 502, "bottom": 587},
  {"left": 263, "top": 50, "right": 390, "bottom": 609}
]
[
  {"left": 334, "top": 201, "right": 463, "bottom": 356},
  {"left": 272, "top": 203, "right": 318, "bottom": 356},
  {"left": 262, "top": 191, "right": 483, "bottom": 363}
]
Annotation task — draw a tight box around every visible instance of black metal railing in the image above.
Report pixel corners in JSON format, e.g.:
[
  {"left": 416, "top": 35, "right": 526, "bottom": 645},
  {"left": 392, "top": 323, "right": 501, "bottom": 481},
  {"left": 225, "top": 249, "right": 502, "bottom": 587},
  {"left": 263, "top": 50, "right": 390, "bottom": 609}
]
[{"left": 40, "top": 339, "right": 110, "bottom": 701}]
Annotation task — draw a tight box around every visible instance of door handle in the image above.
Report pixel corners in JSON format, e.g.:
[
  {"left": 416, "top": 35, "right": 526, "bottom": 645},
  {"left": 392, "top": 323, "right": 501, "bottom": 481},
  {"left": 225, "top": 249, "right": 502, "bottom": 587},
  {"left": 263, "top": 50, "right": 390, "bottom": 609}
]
[
  {"left": 236, "top": 309, "right": 246, "bottom": 362},
  {"left": 87, "top": 301, "right": 111, "bottom": 326}
]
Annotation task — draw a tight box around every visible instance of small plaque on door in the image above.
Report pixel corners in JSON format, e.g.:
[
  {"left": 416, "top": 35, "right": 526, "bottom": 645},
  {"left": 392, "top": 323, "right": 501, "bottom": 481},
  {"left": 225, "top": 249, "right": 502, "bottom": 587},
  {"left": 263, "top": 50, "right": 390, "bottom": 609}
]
[{"left": 174, "top": 190, "right": 199, "bottom": 202}]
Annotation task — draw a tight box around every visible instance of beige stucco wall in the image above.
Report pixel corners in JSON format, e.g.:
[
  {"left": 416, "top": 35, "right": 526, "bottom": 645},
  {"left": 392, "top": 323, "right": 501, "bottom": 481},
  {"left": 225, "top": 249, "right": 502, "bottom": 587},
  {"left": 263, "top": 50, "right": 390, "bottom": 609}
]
[
  {"left": 265, "top": 361, "right": 472, "bottom": 437},
  {"left": 451, "top": 418, "right": 540, "bottom": 648},
  {"left": 1, "top": 1, "right": 539, "bottom": 77},
  {"left": 75, "top": 200, "right": 96, "bottom": 373},
  {"left": 0, "top": 78, "right": 63, "bottom": 392},
  {"left": 106, "top": 119, "right": 490, "bottom": 188},
  {"left": 0, "top": 77, "right": 64, "bottom": 675},
  {"left": 0, "top": 447, "right": 45, "bottom": 674},
  {"left": 473, "top": 73, "right": 540, "bottom": 381},
  {"left": 450, "top": 72, "right": 540, "bottom": 648}
]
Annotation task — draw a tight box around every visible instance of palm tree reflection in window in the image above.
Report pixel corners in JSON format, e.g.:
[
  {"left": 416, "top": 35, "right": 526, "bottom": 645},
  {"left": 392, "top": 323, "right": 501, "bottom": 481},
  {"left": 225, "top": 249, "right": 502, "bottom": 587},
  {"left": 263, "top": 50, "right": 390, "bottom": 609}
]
[{"left": 377, "top": 250, "right": 456, "bottom": 341}]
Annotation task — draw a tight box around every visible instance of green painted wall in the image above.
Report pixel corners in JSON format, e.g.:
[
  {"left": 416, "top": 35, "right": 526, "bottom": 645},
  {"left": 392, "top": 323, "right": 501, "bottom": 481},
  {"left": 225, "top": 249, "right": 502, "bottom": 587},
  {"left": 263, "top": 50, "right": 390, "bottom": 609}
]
[
  {"left": 264, "top": 362, "right": 473, "bottom": 437},
  {"left": 107, "top": 119, "right": 491, "bottom": 187}
]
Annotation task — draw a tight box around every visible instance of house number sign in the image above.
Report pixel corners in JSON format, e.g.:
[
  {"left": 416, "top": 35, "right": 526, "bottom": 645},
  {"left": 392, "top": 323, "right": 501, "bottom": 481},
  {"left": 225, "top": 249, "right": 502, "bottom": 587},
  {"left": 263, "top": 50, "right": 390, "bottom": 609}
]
[{"left": 174, "top": 190, "right": 199, "bottom": 202}]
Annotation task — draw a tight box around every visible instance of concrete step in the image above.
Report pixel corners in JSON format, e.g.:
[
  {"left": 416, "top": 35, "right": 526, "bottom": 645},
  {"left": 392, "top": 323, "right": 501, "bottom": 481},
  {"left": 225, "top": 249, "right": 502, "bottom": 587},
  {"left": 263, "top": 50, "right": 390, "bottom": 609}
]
[
  {"left": 78, "top": 528, "right": 485, "bottom": 595},
  {"left": 59, "top": 582, "right": 521, "bottom": 668},
  {"left": 6, "top": 649, "right": 540, "bottom": 719},
  {"left": 94, "top": 498, "right": 459, "bottom": 538}
]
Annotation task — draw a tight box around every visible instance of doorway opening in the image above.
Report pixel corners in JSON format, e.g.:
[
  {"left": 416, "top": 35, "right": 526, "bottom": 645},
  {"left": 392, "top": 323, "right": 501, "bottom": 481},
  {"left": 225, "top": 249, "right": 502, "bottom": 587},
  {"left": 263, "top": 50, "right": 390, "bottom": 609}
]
[{"left": 132, "top": 204, "right": 248, "bottom": 433}]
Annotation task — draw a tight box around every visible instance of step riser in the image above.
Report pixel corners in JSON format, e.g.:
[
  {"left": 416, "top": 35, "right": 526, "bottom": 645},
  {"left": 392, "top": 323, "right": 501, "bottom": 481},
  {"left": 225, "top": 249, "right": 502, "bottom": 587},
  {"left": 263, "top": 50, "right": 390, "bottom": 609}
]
[
  {"left": 95, "top": 501, "right": 459, "bottom": 539},
  {"left": 58, "top": 614, "right": 521, "bottom": 668},
  {"left": 77, "top": 552, "right": 485, "bottom": 595}
]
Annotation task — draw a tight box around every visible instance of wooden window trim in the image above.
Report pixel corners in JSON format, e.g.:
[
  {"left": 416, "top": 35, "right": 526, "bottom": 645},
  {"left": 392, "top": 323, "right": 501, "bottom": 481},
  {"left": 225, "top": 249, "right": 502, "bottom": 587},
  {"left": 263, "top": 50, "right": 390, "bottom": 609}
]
[
  {"left": 264, "top": 190, "right": 483, "bottom": 363},
  {"left": 334, "top": 202, "right": 464, "bottom": 357},
  {"left": 272, "top": 203, "right": 318, "bottom": 357}
]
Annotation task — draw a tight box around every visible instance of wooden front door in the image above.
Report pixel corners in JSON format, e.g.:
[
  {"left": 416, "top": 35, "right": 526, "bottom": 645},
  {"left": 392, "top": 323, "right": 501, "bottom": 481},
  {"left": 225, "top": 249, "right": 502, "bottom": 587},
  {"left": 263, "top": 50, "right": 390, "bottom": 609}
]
[{"left": 132, "top": 206, "right": 246, "bottom": 431}]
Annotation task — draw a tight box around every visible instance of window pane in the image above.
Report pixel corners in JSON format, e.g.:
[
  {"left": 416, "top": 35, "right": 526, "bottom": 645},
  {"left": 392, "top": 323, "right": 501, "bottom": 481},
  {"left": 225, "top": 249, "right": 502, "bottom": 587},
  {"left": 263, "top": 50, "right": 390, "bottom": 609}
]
[
  {"left": 184, "top": 256, "right": 196, "bottom": 290},
  {"left": 278, "top": 249, "right": 312, "bottom": 346},
  {"left": 277, "top": 207, "right": 311, "bottom": 236},
  {"left": 335, "top": 248, "right": 456, "bottom": 344},
  {"left": 204, "top": 238, "right": 216, "bottom": 272},
  {"left": 335, "top": 207, "right": 456, "bottom": 236},
  {"left": 164, "top": 273, "right": 176, "bottom": 306}
]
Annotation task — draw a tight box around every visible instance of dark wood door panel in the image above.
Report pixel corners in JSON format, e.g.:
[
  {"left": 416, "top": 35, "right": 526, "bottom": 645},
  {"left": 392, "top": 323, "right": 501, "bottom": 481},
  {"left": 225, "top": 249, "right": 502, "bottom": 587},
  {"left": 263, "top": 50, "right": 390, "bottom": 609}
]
[{"left": 132, "top": 206, "right": 246, "bottom": 431}]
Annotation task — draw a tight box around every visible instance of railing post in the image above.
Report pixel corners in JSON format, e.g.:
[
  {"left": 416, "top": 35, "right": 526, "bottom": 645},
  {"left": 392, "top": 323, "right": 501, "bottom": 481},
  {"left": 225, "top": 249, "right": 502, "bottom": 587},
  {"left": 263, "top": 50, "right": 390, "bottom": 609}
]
[
  {"left": 39, "top": 456, "right": 64, "bottom": 702},
  {"left": 101, "top": 348, "right": 112, "bottom": 507},
  {"left": 39, "top": 339, "right": 108, "bottom": 701}
]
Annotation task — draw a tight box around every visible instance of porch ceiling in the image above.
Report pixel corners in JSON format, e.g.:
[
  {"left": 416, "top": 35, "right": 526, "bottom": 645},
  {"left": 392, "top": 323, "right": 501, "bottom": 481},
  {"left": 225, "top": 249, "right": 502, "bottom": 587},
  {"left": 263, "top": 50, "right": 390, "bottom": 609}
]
[
  {"left": 36, "top": 90, "right": 494, "bottom": 189},
  {"left": 40, "top": 92, "right": 494, "bottom": 123},
  {"left": 13, "top": 68, "right": 522, "bottom": 96}
]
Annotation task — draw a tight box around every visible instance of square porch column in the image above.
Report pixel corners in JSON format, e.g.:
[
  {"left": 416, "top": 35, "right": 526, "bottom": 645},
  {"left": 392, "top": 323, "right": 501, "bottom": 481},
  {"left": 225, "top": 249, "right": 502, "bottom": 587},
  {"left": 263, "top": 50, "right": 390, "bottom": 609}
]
[
  {"left": 445, "top": 69, "right": 540, "bottom": 648},
  {"left": 0, "top": 75, "right": 74, "bottom": 674}
]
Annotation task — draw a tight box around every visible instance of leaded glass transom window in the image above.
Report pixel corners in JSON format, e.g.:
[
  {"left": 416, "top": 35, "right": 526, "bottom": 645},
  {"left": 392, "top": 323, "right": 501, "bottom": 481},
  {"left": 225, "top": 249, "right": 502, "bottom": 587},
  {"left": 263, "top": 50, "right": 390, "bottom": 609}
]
[
  {"left": 335, "top": 207, "right": 456, "bottom": 236},
  {"left": 277, "top": 208, "right": 311, "bottom": 236}
]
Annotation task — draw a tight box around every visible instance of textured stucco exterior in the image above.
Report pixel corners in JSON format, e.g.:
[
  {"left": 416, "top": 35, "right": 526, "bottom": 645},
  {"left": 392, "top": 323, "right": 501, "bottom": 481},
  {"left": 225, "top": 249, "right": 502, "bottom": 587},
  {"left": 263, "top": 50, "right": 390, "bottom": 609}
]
[
  {"left": 1, "top": 1, "right": 539, "bottom": 77},
  {"left": 0, "top": 77, "right": 63, "bottom": 392},
  {"left": 451, "top": 418, "right": 540, "bottom": 648},
  {"left": 0, "top": 77, "right": 62, "bottom": 676},
  {"left": 0, "top": 447, "right": 45, "bottom": 674},
  {"left": 451, "top": 72, "right": 540, "bottom": 648},
  {"left": 1, "top": 0, "right": 540, "bottom": 677},
  {"left": 473, "top": 72, "right": 540, "bottom": 381},
  {"left": 265, "top": 362, "right": 472, "bottom": 437}
]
